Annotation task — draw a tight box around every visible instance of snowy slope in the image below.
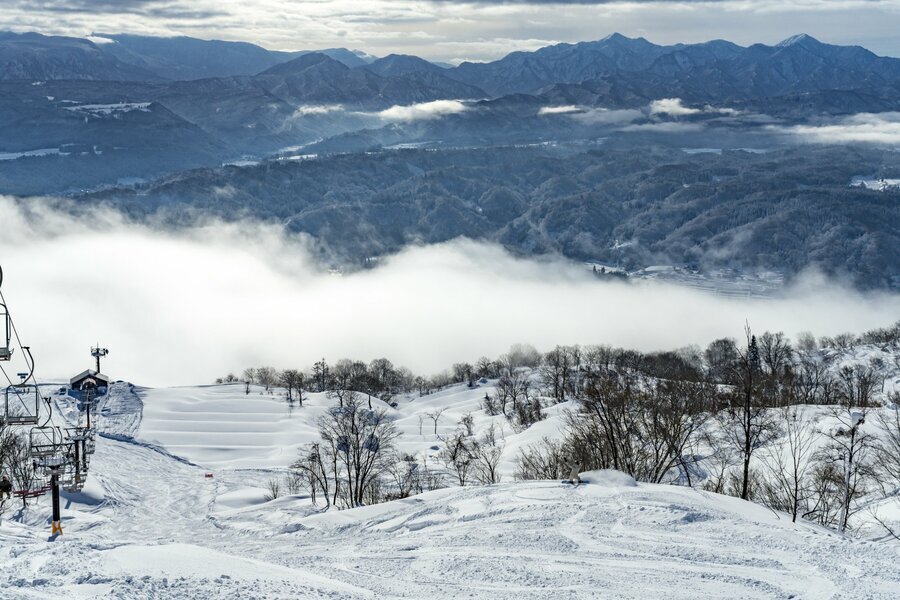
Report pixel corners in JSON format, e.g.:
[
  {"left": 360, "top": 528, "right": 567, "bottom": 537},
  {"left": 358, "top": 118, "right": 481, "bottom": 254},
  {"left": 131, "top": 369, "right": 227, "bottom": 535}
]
[
  {"left": 3, "top": 343, "right": 900, "bottom": 598},
  {"left": 2, "top": 440, "right": 898, "bottom": 599},
  {"left": 137, "top": 384, "right": 327, "bottom": 469},
  {"left": 133, "top": 380, "right": 567, "bottom": 475}
]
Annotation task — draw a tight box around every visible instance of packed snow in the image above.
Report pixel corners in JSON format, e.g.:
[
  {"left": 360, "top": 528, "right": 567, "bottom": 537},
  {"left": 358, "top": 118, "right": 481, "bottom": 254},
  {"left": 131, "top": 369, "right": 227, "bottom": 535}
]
[{"left": 2, "top": 363, "right": 900, "bottom": 598}]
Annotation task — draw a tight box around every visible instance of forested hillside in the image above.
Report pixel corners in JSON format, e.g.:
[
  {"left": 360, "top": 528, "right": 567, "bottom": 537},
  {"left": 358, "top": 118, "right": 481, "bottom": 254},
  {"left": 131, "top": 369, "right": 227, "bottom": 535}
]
[{"left": 79, "top": 144, "right": 900, "bottom": 288}]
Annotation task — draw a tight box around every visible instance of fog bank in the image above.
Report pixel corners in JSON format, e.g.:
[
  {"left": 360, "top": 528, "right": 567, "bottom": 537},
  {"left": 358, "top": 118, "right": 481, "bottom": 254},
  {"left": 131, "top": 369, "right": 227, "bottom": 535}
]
[{"left": 1, "top": 198, "right": 897, "bottom": 387}]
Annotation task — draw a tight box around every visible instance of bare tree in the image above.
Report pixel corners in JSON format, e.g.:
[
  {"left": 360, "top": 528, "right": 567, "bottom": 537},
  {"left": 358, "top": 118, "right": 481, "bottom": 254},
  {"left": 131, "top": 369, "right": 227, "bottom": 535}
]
[
  {"left": 386, "top": 454, "right": 425, "bottom": 500},
  {"left": 310, "top": 397, "right": 399, "bottom": 508},
  {"left": 256, "top": 366, "right": 278, "bottom": 391},
  {"left": 369, "top": 357, "right": 397, "bottom": 404},
  {"left": 795, "top": 331, "right": 817, "bottom": 355},
  {"left": 472, "top": 424, "right": 504, "bottom": 485},
  {"left": 284, "top": 470, "right": 303, "bottom": 495},
  {"left": 815, "top": 407, "right": 876, "bottom": 532},
  {"left": 505, "top": 343, "right": 542, "bottom": 369},
  {"left": 0, "top": 422, "right": 16, "bottom": 519},
  {"left": 718, "top": 325, "right": 779, "bottom": 500},
  {"left": 6, "top": 434, "right": 38, "bottom": 508},
  {"left": 758, "top": 331, "right": 794, "bottom": 378},
  {"left": 452, "top": 362, "right": 475, "bottom": 386},
  {"left": 541, "top": 346, "right": 571, "bottom": 403},
  {"left": 312, "top": 358, "right": 330, "bottom": 393},
  {"left": 264, "top": 477, "right": 281, "bottom": 501},
  {"left": 481, "top": 392, "right": 500, "bottom": 416},
  {"left": 514, "top": 437, "right": 567, "bottom": 480},
  {"left": 704, "top": 338, "right": 738, "bottom": 383},
  {"left": 496, "top": 369, "right": 530, "bottom": 421},
  {"left": 327, "top": 386, "right": 356, "bottom": 408},
  {"left": 475, "top": 356, "right": 497, "bottom": 379},
  {"left": 760, "top": 407, "right": 817, "bottom": 522},
  {"left": 291, "top": 442, "right": 332, "bottom": 508},
  {"left": 440, "top": 430, "right": 474, "bottom": 486},
  {"left": 569, "top": 375, "right": 709, "bottom": 484},
  {"left": 836, "top": 364, "right": 880, "bottom": 408},
  {"left": 792, "top": 355, "right": 832, "bottom": 405},
  {"left": 279, "top": 369, "right": 304, "bottom": 404},
  {"left": 459, "top": 413, "right": 475, "bottom": 437},
  {"left": 427, "top": 408, "right": 446, "bottom": 435},
  {"left": 700, "top": 429, "right": 740, "bottom": 495},
  {"left": 873, "top": 400, "right": 900, "bottom": 491}
]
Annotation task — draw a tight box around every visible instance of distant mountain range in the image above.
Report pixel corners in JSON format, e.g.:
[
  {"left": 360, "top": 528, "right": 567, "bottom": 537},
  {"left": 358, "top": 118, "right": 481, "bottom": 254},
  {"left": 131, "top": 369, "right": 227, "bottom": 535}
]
[
  {"left": 3, "top": 31, "right": 899, "bottom": 114},
  {"left": 1, "top": 30, "right": 899, "bottom": 197},
  {"left": 3, "top": 30, "right": 899, "bottom": 103},
  {"left": 2, "top": 31, "right": 898, "bottom": 289},
  {"left": 449, "top": 33, "right": 900, "bottom": 98},
  {"left": 0, "top": 32, "right": 382, "bottom": 81}
]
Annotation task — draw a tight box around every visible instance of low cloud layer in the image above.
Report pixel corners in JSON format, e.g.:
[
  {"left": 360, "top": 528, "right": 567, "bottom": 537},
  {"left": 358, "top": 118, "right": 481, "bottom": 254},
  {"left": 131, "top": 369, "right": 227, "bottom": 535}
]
[
  {"left": 650, "top": 98, "right": 702, "bottom": 117},
  {"left": 292, "top": 104, "right": 344, "bottom": 117},
  {"left": 650, "top": 98, "right": 741, "bottom": 117},
  {"left": 538, "top": 105, "right": 583, "bottom": 115},
  {"left": 376, "top": 100, "right": 469, "bottom": 121},
  {"left": 570, "top": 107, "right": 643, "bottom": 125},
  {"left": 777, "top": 112, "right": 900, "bottom": 145},
  {"left": 0, "top": 198, "right": 897, "bottom": 387}
]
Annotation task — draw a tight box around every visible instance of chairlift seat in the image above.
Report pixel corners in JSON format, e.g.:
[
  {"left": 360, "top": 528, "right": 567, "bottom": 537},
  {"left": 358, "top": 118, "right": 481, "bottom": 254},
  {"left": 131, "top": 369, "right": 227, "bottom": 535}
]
[
  {"left": 0, "top": 347, "right": 11, "bottom": 361},
  {"left": 4, "top": 414, "right": 39, "bottom": 425},
  {"left": 14, "top": 486, "right": 50, "bottom": 499},
  {"left": 29, "top": 427, "right": 62, "bottom": 459},
  {"left": 5, "top": 385, "right": 40, "bottom": 424}
]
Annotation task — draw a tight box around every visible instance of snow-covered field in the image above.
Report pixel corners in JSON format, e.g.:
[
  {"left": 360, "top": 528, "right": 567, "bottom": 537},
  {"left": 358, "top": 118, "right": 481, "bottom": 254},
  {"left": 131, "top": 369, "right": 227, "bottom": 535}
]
[
  {"left": 850, "top": 176, "right": 900, "bottom": 192},
  {"left": 62, "top": 103, "right": 152, "bottom": 117},
  {"left": 0, "top": 148, "right": 61, "bottom": 161},
  {"left": 2, "top": 358, "right": 900, "bottom": 598},
  {"left": 3, "top": 433, "right": 898, "bottom": 599}
]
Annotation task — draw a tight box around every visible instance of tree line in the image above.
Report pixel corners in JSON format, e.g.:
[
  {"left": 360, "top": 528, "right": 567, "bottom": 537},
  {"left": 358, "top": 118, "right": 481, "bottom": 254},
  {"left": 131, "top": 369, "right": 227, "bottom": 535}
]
[{"left": 220, "top": 320, "right": 899, "bottom": 538}]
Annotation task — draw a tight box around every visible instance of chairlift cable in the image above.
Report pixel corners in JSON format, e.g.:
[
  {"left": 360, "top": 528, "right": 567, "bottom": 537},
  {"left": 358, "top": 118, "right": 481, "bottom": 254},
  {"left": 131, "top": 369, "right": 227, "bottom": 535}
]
[
  {"left": 0, "top": 266, "right": 46, "bottom": 426},
  {"left": 0, "top": 287, "right": 37, "bottom": 382}
]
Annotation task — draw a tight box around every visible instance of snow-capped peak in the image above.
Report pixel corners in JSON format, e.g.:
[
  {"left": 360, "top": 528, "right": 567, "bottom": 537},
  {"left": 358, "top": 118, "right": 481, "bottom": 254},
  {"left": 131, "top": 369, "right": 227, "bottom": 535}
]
[{"left": 776, "top": 33, "right": 821, "bottom": 48}]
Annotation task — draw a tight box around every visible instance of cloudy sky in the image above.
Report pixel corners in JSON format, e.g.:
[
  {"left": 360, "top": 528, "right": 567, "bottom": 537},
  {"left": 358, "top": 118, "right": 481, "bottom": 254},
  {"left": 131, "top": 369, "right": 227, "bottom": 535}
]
[{"left": 4, "top": 1, "right": 900, "bottom": 62}]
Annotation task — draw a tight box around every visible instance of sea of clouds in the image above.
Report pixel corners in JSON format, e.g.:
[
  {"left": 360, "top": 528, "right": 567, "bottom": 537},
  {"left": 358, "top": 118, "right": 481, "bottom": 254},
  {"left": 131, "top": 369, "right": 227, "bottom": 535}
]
[{"left": 1, "top": 197, "right": 897, "bottom": 387}]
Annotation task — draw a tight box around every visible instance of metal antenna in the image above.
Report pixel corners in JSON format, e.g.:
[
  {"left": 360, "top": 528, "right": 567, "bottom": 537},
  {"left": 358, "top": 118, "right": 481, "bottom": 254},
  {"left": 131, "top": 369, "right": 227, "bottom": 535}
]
[{"left": 90, "top": 345, "right": 109, "bottom": 373}]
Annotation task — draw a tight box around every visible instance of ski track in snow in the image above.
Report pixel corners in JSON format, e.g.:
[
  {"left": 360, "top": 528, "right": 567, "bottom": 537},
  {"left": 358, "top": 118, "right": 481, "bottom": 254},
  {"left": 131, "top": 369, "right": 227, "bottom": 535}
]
[{"left": 1, "top": 377, "right": 899, "bottom": 598}]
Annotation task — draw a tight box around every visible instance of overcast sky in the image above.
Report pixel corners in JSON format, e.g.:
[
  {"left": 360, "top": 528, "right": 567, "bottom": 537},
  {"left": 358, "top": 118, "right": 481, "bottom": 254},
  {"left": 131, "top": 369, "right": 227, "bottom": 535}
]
[{"left": 4, "top": 1, "right": 900, "bottom": 63}]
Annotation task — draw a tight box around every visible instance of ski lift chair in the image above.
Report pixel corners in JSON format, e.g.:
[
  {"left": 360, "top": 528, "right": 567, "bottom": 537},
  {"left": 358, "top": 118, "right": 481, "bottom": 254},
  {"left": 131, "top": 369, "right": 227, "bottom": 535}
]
[
  {"left": 84, "top": 430, "right": 96, "bottom": 456},
  {"left": 64, "top": 477, "right": 85, "bottom": 494},
  {"left": 29, "top": 426, "right": 63, "bottom": 459},
  {"left": 13, "top": 476, "right": 51, "bottom": 500},
  {"left": 58, "top": 461, "right": 79, "bottom": 490},
  {"left": 66, "top": 427, "right": 94, "bottom": 471},
  {"left": 0, "top": 304, "right": 11, "bottom": 362},
  {"left": 4, "top": 384, "right": 40, "bottom": 425}
]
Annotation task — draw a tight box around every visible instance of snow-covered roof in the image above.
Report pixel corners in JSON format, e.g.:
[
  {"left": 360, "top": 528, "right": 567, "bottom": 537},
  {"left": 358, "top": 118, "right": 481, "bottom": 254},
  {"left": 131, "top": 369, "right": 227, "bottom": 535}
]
[{"left": 69, "top": 369, "right": 111, "bottom": 386}]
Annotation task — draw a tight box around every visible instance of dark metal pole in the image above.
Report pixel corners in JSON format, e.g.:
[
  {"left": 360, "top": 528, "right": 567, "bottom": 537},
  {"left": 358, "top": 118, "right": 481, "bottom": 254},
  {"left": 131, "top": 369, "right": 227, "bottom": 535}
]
[
  {"left": 74, "top": 442, "right": 81, "bottom": 486},
  {"left": 96, "top": 354, "right": 101, "bottom": 373},
  {"left": 51, "top": 471, "right": 62, "bottom": 537}
]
